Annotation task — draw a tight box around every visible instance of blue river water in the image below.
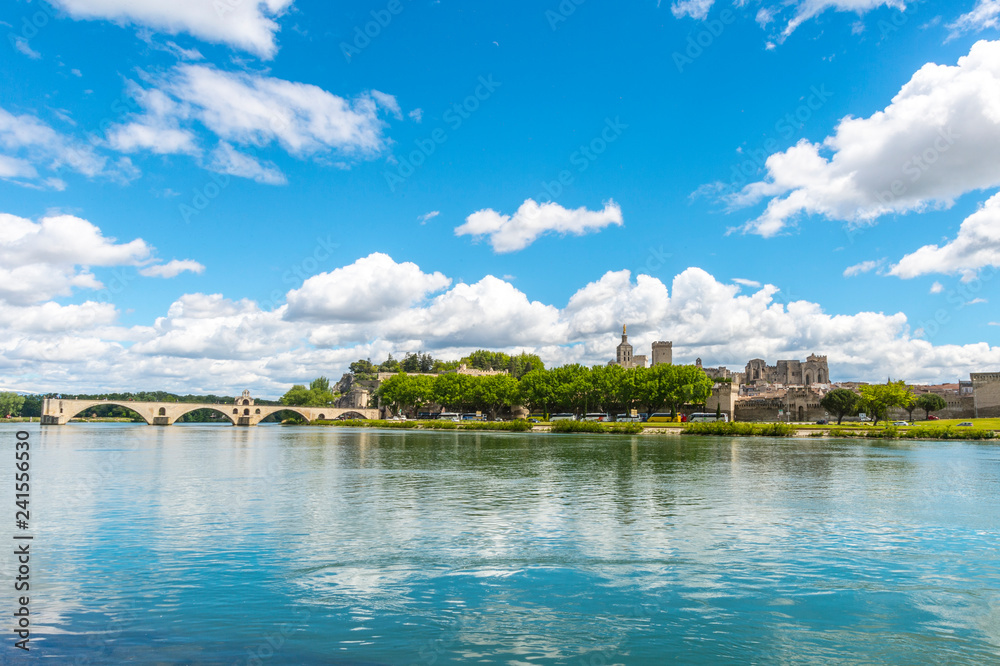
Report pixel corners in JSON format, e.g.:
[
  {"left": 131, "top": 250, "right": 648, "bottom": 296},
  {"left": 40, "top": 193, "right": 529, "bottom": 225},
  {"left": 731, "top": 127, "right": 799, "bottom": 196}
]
[{"left": 4, "top": 423, "right": 1000, "bottom": 664}]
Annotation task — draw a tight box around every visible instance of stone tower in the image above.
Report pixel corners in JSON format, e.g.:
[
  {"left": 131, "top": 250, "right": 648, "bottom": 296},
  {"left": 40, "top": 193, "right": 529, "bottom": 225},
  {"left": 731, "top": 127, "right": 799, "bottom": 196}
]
[
  {"left": 616, "top": 325, "right": 634, "bottom": 367},
  {"left": 651, "top": 341, "right": 673, "bottom": 366}
]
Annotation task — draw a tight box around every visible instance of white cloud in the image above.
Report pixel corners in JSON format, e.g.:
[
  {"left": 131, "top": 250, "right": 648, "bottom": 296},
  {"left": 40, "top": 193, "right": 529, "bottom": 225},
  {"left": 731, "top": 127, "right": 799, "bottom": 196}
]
[
  {"left": 668, "top": 0, "right": 907, "bottom": 39},
  {"left": 285, "top": 253, "right": 452, "bottom": 323},
  {"left": 13, "top": 36, "right": 41, "bottom": 59},
  {"left": 108, "top": 65, "right": 398, "bottom": 180},
  {"left": 930, "top": 281, "right": 945, "bottom": 293},
  {"left": 50, "top": 0, "right": 294, "bottom": 59},
  {"left": 4, "top": 238, "right": 1000, "bottom": 393},
  {"left": 0, "top": 105, "right": 124, "bottom": 186},
  {"left": 207, "top": 142, "right": 286, "bottom": 185},
  {"left": 671, "top": 0, "right": 715, "bottom": 20},
  {"left": 418, "top": 211, "right": 439, "bottom": 225},
  {"left": 948, "top": 0, "right": 1000, "bottom": 40},
  {"left": 733, "top": 278, "right": 762, "bottom": 288},
  {"left": 890, "top": 193, "right": 1000, "bottom": 281},
  {"left": 967, "top": 297, "right": 989, "bottom": 305},
  {"left": 455, "top": 199, "right": 623, "bottom": 253},
  {"left": 138, "top": 259, "right": 206, "bottom": 278},
  {"left": 729, "top": 40, "right": 1000, "bottom": 237},
  {"left": 843, "top": 258, "right": 885, "bottom": 277}
]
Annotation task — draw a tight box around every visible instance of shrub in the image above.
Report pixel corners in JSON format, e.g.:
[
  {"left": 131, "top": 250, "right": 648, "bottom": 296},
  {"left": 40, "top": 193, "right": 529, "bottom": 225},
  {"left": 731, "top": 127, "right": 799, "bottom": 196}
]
[
  {"left": 681, "top": 422, "right": 795, "bottom": 437},
  {"left": 550, "top": 420, "right": 607, "bottom": 433}
]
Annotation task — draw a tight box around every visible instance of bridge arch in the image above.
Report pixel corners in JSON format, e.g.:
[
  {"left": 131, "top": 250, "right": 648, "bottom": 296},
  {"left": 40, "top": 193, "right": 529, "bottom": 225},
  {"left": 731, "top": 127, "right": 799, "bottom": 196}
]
[
  {"left": 63, "top": 401, "right": 153, "bottom": 425},
  {"left": 257, "top": 406, "right": 314, "bottom": 424},
  {"left": 172, "top": 405, "right": 237, "bottom": 425},
  {"left": 336, "top": 411, "right": 369, "bottom": 420}
]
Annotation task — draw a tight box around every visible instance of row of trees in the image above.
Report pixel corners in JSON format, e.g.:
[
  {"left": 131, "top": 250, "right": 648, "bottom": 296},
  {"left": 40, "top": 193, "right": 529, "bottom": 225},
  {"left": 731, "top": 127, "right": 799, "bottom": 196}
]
[
  {"left": 375, "top": 364, "right": 715, "bottom": 420},
  {"left": 820, "top": 382, "right": 948, "bottom": 425},
  {"left": 349, "top": 350, "right": 546, "bottom": 380}
]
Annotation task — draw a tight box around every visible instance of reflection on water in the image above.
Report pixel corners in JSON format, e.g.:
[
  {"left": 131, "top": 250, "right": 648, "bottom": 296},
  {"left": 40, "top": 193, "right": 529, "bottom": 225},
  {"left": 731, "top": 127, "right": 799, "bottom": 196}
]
[{"left": 7, "top": 423, "right": 1000, "bottom": 664}]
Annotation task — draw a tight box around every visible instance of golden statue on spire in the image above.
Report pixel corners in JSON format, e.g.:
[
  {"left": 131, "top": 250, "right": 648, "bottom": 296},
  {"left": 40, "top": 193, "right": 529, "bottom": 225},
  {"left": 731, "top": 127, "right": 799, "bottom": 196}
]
[{"left": 623, "top": 324, "right": 627, "bottom": 335}]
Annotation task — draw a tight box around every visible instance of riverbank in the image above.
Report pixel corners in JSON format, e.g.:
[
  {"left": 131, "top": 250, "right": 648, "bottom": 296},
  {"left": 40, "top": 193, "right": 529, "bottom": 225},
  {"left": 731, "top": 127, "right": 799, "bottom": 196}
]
[{"left": 304, "top": 419, "right": 998, "bottom": 440}]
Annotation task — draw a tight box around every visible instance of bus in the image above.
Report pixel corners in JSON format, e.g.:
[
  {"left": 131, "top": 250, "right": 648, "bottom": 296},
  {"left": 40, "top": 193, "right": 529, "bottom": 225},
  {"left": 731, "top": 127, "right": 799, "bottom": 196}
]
[
  {"left": 646, "top": 413, "right": 677, "bottom": 423},
  {"left": 687, "top": 412, "right": 729, "bottom": 423}
]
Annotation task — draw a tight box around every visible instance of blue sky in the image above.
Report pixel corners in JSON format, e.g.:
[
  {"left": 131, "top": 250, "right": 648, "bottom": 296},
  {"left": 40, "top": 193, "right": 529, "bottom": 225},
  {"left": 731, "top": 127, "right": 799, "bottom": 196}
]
[{"left": 2, "top": 0, "right": 1000, "bottom": 395}]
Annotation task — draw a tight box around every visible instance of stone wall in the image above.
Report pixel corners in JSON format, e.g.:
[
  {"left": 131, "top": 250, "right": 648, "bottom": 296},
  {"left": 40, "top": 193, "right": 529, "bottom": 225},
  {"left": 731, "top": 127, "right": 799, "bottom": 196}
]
[{"left": 972, "top": 372, "right": 1000, "bottom": 417}]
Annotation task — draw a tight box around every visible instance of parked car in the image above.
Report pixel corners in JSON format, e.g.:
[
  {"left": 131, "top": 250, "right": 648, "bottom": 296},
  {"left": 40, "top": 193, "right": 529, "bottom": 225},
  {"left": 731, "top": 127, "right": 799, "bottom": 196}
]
[
  {"left": 815, "top": 419, "right": 828, "bottom": 425},
  {"left": 688, "top": 412, "right": 729, "bottom": 423},
  {"left": 581, "top": 413, "right": 610, "bottom": 422},
  {"left": 926, "top": 415, "right": 940, "bottom": 420},
  {"left": 891, "top": 421, "right": 910, "bottom": 426},
  {"left": 438, "top": 412, "right": 461, "bottom": 422},
  {"left": 957, "top": 422, "right": 974, "bottom": 427},
  {"left": 550, "top": 413, "right": 576, "bottom": 421},
  {"left": 527, "top": 418, "right": 540, "bottom": 423}
]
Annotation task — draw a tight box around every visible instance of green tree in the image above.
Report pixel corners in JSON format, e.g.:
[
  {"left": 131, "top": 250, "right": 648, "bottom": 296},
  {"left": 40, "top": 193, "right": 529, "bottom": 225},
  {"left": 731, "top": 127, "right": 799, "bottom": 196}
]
[
  {"left": 378, "top": 354, "right": 401, "bottom": 373},
  {"left": 473, "top": 374, "right": 519, "bottom": 419},
  {"left": 518, "top": 369, "right": 555, "bottom": 416},
  {"left": 508, "top": 352, "right": 545, "bottom": 379},
  {"left": 915, "top": 393, "right": 948, "bottom": 420},
  {"left": 0, "top": 392, "right": 25, "bottom": 417},
  {"left": 349, "top": 359, "right": 376, "bottom": 376},
  {"left": 858, "top": 380, "right": 914, "bottom": 426},
  {"left": 820, "top": 388, "right": 859, "bottom": 425},
  {"left": 376, "top": 374, "right": 434, "bottom": 415},
  {"left": 280, "top": 378, "right": 335, "bottom": 407}
]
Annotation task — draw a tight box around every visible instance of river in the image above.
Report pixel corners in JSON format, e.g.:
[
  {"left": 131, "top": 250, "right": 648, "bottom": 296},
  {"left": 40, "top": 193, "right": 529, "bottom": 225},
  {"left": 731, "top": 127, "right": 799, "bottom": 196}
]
[{"left": 5, "top": 423, "right": 1000, "bottom": 664}]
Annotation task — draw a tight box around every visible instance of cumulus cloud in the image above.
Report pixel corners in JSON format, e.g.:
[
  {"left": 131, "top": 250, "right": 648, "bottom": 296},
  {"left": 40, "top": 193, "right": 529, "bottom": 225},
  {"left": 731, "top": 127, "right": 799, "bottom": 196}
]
[
  {"left": 728, "top": 39, "right": 1000, "bottom": 236},
  {"left": 285, "top": 253, "right": 452, "bottom": 323},
  {"left": 49, "top": 0, "right": 294, "bottom": 59},
  {"left": 930, "top": 281, "right": 945, "bottom": 294},
  {"left": 455, "top": 199, "right": 623, "bottom": 253},
  {"left": 4, "top": 244, "right": 1000, "bottom": 393},
  {"left": 0, "top": 213, "right": 152, "bottom": 304},
  {"left": 890, "top": 192, "right": 1000, "bottom": 281},
  {"left": 671, "top": 0, "right": 715, "bottom": 20},
  {"left": 138, "top": 259, "right": 206, "bottom": 278},
  {"left": 106, "top": 65, "right": 398, "bottom": 180},
  {"left": 948, "top": 0, "right": 1000, "bottom": 40}
]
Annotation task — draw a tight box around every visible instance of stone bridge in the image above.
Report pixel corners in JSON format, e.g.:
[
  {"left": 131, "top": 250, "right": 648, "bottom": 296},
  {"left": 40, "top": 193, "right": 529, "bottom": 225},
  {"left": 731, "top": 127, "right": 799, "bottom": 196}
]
[{"left": 41, "top": 391, "right": 379, "bottom": 426}]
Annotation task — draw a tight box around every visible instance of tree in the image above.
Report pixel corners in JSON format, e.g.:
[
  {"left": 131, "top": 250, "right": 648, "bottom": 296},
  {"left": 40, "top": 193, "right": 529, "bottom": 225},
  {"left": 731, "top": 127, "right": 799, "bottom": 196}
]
[
  {"left": 280, "top": 378, "right": 335, "bottom": 407},
  {"left": 858, "top": 380, "right": 914, "bottom": 426},
  {"left": 473, "top": 374, "right": 519, "bottom": 419},
  {"left": 0, "top": 392, "right": 25, "bottom": 417},
  {"left": 349, "top": 359, "right": 376, "bottom": 376},
  {"left": 376, "top": 374, "right": 434, "bottom": 415},
  {"left": 378, "top": 354, "right": 401, "bottom": 373},
  {"left": 916, "top": 393, "right": 947, "bottom": 420},
  {"left": 820, "top": 388, "right": 859, "bottom": 425},
  {"left": 518, "top": 369, "right": 555, "bottom": 416}
]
